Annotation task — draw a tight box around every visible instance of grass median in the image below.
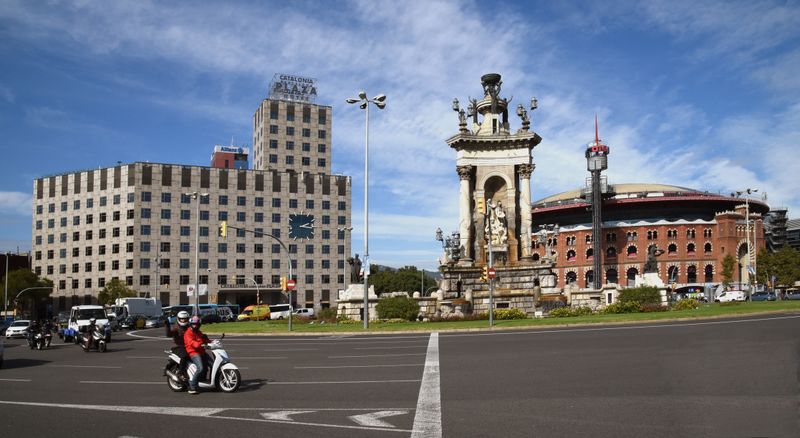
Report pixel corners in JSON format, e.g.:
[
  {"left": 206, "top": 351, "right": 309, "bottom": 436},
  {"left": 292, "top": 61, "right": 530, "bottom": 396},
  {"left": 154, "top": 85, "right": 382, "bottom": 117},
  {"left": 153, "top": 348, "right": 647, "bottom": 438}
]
[{"left": 202, "top": 300, "right": 800, "bottom": 334}]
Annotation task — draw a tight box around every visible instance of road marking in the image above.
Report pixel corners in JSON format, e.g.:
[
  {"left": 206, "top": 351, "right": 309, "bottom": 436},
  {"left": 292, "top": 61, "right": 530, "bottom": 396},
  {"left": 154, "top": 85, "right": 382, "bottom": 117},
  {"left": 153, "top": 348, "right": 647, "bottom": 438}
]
[
  {"left": 0, "top": 400, "right": 413, "bottom": 433},
  {"left": 261, "top": 348, "right": 319, "bottom": 352},
  {"left": 411, "top": 332, "right": 442, "bottom": 438},
  {"left": 270, "top": 379, "right": 421, "bottom": 385},
  {"left": 260, "top": 410, "right": 316, "bottom": 421},
  {"left": 354, "top": 345, "right": 427, "bottom": 350},
  {"left": 329, "top": 353, "right": 426, "bottom": 358},
  {"left": 81, "top": 381, "right": 162, "bottom": 385},
  {"left": 126, "top": 355, "right": 286, "bottom": 360},
  {"left": 51, "top": 365, "right": 122, "bottom": 369},
  {"left": 0, "top": 378, "right": 31, "bottom": 382},
  {"left": 349, "top": 410, "right": 408, "bottom": 428},
  {"left": 295, "top": 364, "right": 422, "bottom": 369}
]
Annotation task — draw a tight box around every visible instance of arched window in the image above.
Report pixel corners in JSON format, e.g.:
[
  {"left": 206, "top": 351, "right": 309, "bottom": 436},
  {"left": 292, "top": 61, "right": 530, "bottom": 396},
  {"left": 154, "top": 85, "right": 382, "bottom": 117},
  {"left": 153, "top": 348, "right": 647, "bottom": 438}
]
[
  {"left": 585, "top": 270, "right": 594, "bottom": 288},
  {"left": 704, "top": 264, "right": 714, "bottom": 282},
  {"left": 586, "top": 248, "right": 593, "bottom": 260},
  {"left": 606, "top": 268, "right": 618, "bottom": 284},
  {"left": 704, "top": 242, "right": 712, "bottom": 253},
  {"left": 566, "top": 271, "right": 577, "bottom": 284},
  {"left": 606, "top": 247, "right": 617, "bottom": 258},
  {"left": 668, "top": 266, "right": 679, "bottom": 283},
  {"left": 626, "top": 267, "right": 638, "bottom": 287},
  {"left": 687, "top": 265, "right": 697, "bottom": 283},
  {"left": 567, "top": 250, "right": 577, "bottom": 261},
  {"left": 668, "top": 243, "right": 677, "bottom": 254},
  {"left": 687, "top": 243, "right": 696, "bottom": 254},
  {"left": 627, "top": 246, "right": 637, "bottom": 257}
]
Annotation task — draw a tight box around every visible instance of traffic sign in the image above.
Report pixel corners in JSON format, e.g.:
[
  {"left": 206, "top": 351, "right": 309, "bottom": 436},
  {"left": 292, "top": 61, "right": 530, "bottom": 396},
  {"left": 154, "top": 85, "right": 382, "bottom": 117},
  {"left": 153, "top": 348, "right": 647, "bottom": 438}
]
[
  {"left": 487, "top": 268, "right": 496, "bottom": 279},
  {"left": 286, "top": 279, "right": 296, "bottom": 291}
]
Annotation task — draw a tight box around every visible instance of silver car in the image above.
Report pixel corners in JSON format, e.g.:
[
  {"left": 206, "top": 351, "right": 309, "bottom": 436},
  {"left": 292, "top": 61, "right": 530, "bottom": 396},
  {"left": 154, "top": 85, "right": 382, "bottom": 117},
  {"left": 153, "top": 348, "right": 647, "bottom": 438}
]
[{"left": 5, "top": 320, "right": 31, "bottom": 339}]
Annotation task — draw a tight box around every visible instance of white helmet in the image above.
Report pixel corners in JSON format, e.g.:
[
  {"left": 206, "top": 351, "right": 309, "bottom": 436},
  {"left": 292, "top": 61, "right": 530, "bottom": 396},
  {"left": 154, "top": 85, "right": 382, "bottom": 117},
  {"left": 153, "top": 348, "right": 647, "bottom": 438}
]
[{"left": 177, "top": 311, "right": 190, "bottom": 327}]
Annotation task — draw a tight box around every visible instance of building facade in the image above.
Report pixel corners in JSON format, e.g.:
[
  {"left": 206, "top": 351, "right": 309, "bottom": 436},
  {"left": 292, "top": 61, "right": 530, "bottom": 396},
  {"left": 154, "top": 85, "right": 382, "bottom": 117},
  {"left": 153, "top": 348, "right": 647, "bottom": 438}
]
[
  {"left": 531, "top": 184, "right": 769, "bottom": 289},
  {"left": 31, "top": 162, "right": 351, "bottom": 313},
  {"left": 251, "top": 99, "right": 331, "bottom": 173},
  {"left": 210, "top": 145, "right": 249, "bottom": 169}
]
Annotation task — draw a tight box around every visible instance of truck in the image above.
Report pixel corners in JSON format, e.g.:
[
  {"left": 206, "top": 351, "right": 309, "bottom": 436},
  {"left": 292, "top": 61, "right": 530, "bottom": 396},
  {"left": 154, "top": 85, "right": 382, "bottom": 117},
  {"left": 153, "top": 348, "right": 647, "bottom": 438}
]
[
  {"left": 111, "top": 297, "right": 163, "bottom": 319},
  {"left": 61, "top": 305, "right": 110, "bottom": 343}
]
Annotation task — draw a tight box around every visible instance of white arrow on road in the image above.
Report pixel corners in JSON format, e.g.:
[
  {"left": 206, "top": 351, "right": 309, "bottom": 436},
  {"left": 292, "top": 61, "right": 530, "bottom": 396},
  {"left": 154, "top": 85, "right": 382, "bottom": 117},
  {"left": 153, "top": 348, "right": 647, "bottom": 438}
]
[
  {"left": 260, "top": 410, "right": 316, "bottom": 421},
  {"left": 348, "top": 410, "right": 408, "bottom": 428}
]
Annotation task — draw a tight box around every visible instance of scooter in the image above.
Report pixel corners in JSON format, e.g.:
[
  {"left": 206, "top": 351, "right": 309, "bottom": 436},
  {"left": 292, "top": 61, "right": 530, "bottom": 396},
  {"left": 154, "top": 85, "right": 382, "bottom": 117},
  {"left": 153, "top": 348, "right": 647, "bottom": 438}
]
[
  {"left": 26, "top": 328, "right": 50, "bottom": 350},
  {"left": 164, "top": 334, "right": 241, "bottom": 393},
  {"left": 80, "top": 324, "right": 107, "bottom": 353}
]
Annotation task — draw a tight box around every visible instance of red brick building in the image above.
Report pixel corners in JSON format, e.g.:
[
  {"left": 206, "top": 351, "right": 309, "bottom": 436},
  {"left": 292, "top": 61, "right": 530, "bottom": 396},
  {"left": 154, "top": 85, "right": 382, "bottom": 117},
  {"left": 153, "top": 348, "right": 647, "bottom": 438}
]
[{"left": 531, "top": 184, "right": 769, "bottom": 289}]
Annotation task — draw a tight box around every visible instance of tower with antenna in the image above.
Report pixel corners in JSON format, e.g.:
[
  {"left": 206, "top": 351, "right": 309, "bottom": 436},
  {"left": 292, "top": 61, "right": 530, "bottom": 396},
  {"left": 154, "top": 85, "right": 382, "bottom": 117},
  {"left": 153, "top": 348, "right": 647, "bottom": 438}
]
[{"left": 585, "top": 116, "right": 610, "bottom": 289}]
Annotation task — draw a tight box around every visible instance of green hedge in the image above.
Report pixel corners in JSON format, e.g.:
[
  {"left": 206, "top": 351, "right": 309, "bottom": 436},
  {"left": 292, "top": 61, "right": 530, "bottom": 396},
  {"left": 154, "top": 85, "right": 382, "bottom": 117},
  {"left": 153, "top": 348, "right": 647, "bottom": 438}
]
[
  {"left": 671, "top": 299, "right": 700, "bottom": 311},
  {"left": 618, "top": 286, "right": 661, "bottom": 305},
  {"left": 548, "top": 306, "right": 594, "bottom": 317},
  {"left": 375, "top": 295, "right": 420, "bottom": 321}
]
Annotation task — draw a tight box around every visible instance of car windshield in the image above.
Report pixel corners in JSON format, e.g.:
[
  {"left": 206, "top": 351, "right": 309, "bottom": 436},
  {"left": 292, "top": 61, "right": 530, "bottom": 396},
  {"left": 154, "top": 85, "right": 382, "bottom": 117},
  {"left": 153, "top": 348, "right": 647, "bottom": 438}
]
[
  {"left": 11, "top": 321, "right": 29, "bottom": 327},
  {"left": 78, "top": 309, "right": 107, "bottom": 319}
]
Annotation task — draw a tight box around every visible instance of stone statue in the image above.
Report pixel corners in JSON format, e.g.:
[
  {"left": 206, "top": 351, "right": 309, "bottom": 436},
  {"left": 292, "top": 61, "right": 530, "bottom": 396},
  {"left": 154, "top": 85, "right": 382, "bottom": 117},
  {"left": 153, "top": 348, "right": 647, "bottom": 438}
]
[
  {"left": 644, "top": 246, "right": 665, "bottom": 273},
  {"left": 347, "top": 254, "right": 363, "bottom": 283},
  {"left": 468, "top": 97, "right": 478, "bottom": 125},
  {"left": 484, "top": 200, "right": 508, "bottom": 245}
]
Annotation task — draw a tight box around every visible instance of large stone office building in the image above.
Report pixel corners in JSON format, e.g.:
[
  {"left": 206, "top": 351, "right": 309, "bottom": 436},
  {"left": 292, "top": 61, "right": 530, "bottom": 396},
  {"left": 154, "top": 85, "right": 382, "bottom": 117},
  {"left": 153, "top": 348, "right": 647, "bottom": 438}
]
[{"left": 31, "top": 74, "right": 352, "bottom": 312}]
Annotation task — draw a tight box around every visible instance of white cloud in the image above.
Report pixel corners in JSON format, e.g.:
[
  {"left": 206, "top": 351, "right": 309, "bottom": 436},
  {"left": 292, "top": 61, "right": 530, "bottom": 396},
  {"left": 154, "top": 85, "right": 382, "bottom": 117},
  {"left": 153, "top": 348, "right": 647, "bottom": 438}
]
[{"left": 0, "top": 191, "right": 32, "bottom": 215}]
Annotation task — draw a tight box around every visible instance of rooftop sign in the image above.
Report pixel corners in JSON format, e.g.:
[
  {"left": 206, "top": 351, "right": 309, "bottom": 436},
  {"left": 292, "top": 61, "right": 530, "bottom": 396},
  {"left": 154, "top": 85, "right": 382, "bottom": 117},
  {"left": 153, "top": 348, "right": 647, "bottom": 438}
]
[{"left": 269, "top": 73, "right": 318, "bottom": 103}]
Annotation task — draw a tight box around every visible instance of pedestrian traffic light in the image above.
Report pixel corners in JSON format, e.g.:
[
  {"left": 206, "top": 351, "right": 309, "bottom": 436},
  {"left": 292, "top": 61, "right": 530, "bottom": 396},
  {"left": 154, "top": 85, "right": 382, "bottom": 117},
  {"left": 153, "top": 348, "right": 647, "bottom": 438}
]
[
  {"left": 218, "top": 221, "right": 227, "bottom": 238},
  {"left": 480, "top": 266, "right": 488, "bottom": 282},
  {"left": 280, "top": 276, "right": 287, "bottom": 291}
]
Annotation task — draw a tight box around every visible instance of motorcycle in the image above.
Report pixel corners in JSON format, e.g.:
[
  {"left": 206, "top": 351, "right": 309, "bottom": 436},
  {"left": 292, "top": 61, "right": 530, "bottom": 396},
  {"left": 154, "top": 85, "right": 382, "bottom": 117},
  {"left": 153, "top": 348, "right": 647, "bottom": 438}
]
[
  {"left": 80, "top": 324, "right": 107, "bottom": 353},
  {"left": 164, "top": 334, "right": 241, "bottom": 393},
  {"left": 27, "top": 328, "right": 51, "bottom": 350}
]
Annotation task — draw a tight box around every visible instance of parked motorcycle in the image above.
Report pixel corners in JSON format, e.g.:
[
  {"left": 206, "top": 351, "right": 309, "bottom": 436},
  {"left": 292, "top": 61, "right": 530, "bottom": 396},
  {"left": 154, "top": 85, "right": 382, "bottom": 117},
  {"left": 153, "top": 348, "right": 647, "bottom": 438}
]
[
  {"left": 163, "top": 334, "right": 240, "bottom": 393},
  {"left": 80, "top": 324, "right": 107, "bottom": 353}
]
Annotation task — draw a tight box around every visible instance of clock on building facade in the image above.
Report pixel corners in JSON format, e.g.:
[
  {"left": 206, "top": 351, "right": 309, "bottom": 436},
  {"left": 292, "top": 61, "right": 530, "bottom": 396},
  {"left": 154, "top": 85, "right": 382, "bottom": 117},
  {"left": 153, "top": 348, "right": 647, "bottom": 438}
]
[{"left": 288, "top": 212, "right": 315, "bottom": 240}]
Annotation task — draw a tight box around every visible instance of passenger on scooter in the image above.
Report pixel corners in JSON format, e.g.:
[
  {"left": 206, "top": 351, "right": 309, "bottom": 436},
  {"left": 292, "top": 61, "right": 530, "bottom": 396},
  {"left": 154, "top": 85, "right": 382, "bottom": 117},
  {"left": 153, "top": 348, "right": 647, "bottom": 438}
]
[
  {"left": 183, "top": 315, "right": 210, "bottom": 394},
  {"left": 27, "top": 320, "right": 40, "bottom": 347},
  {"left": 166, "top": 311, "right": 191, "bottom": 374}
]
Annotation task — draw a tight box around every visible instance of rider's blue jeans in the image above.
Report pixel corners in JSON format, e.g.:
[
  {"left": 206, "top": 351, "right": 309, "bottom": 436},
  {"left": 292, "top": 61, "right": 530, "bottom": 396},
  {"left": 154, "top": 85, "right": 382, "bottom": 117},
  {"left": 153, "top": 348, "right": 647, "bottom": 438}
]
[{"left": 188, "top": 354, "right": 204, "bottom": 390}]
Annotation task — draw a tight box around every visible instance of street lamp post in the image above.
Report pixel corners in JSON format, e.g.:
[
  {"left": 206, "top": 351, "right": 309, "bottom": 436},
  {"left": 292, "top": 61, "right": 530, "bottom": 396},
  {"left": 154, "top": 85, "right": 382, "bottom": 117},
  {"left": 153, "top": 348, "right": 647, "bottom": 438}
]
[
  {"left": 153, "top": 248, "right": 161, "bottom": 299},
  {"left": 245, "top": 277, "right": 261, "bottom": 322},
  {"left": 3, "top": 252, "right": 9, "bottom": 318},
  {"left": 734, "top": 189, "right": 758, "bottom": 296},
  {"left": 185, "top": 192, "right": 208, "bottom": 314},
  {"left": 346, "top": 90, "right": 386, "bottom": 329}
]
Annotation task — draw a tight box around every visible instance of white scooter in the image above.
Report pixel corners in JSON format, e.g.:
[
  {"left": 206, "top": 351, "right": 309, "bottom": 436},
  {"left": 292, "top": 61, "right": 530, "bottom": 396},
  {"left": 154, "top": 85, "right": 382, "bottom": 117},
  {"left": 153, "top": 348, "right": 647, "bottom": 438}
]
[{"left": 164, "top": 334, "right": 241, "bottom": 393}]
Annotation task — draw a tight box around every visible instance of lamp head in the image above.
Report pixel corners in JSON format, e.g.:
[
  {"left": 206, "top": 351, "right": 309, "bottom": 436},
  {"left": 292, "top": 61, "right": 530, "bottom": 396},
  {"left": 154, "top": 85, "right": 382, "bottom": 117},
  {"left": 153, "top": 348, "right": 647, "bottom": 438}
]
[
  {"left": 375, "top": 101, "right": 386, "bottom": 109},
  {"left": 359, "top": 102, "right": 367, "bottom": 109},
  {"left": 452, "top": 98, "right": 460, "bottom": 112},
  {"left": 531, "top": 97, "right": 538, "bottom": 110},
  {"left": 435, "top": 227, "right": 443, "bottom": 242},
  {"left": 358, "top": 91, "right": 367, "bottom": 100},
  {"left": 346, "top": 98, "right": 359, "bottom": 104},
  {"left": 516, "top": 103, "right": 524, "bottom": 117},
  {"left": 372, "top": 94, "right": 386, "bottom": 103}
]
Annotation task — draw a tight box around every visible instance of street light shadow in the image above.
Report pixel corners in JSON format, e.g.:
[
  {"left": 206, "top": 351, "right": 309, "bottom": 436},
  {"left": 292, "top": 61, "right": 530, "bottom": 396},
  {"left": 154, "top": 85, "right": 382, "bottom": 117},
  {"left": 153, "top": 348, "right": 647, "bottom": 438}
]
[{"left": 1, "top": 358, "right": 51, "bottom": 369}]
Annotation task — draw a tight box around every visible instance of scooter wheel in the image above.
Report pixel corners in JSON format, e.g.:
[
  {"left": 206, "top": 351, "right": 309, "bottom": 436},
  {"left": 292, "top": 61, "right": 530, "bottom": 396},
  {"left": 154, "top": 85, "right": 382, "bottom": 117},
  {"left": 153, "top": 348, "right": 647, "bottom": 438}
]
[
  {"left": 216, "top": 368, "right": 241, "bottom": 393},
  {"left": 99, "top": 342, "right": 107, "bottom": 353}
]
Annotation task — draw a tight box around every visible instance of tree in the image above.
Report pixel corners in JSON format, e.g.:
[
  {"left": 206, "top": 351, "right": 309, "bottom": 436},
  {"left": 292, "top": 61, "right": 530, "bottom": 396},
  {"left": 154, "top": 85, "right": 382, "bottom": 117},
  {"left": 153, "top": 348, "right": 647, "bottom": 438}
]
[
  {"left": 97, "top": 278, "right": 137, "bottom": 306},
  {"left": 0, "top": 269, "right": 53, "bottom": 316},
  {"left": 721, "top": 254, "right": 736, "bottom": 289},
  {"left": 369, "top": 265, "right": 437, "bottom": 294},
  {"left": 757, "top": 247, "right": 800, "bottom": 288}
]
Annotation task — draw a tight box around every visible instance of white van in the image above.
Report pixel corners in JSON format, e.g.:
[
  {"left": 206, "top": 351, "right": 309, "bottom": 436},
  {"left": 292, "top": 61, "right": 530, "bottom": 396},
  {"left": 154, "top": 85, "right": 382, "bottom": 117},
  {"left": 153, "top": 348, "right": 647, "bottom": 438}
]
[
  {"left": 294, "top": 308, "right": 315, "bottom": 319},
  {"left": 65, "top": 305, "right": 109, "bottom": 342},
  {"left": 715, "top": 290, "right": 746, "bottom": 302},
  {"left": 269, "top": 304, "right": 292, "bottom": 320}
]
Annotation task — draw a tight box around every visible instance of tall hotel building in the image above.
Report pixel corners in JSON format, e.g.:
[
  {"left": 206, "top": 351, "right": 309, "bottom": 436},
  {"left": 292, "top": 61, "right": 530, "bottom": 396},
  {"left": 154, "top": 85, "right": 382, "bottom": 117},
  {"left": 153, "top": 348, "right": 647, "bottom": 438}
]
[{"left": 31, "top": 74, "right": 351, "bottom": 312}]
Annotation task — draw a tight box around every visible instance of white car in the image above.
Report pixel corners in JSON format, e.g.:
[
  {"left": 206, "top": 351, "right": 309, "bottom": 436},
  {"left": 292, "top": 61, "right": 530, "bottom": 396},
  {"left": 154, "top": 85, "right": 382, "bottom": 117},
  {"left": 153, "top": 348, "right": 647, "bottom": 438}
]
[
  {"left": 5, "top": 320, "right": 31, "bottom": 339},
  {"left": 715, "top": 290, "right": 746, "bottom": 302},
  {"left": 294, "top": 308, "right": 315, "bottom": 319}
]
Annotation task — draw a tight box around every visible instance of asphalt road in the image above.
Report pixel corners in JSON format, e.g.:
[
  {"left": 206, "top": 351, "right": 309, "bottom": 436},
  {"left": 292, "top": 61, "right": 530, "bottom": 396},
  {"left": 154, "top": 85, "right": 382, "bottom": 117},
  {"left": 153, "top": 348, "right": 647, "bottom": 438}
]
[{"left": 1, "top": 314, "right": 798, "bottom": 437}]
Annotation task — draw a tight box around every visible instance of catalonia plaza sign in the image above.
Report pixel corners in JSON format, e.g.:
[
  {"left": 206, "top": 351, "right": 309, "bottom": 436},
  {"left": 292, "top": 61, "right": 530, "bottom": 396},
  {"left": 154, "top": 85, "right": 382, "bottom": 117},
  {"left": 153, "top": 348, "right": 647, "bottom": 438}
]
[{"left": 269, "top": 73, "right": 318, "bottom": 102}]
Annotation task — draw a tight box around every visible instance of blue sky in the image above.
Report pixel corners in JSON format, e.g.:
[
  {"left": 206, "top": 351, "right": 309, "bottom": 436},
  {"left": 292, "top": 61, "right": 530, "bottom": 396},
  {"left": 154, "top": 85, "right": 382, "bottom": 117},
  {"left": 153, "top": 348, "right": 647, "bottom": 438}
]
[{"left": 1, "top": 0, "right": 799, "bottom": 270}]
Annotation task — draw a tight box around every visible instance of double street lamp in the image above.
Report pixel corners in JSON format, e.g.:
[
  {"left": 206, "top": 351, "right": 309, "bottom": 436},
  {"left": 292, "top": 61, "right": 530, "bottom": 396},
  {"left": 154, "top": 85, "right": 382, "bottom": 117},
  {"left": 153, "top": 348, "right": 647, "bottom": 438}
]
[{"left": 346, "top": 91, "right": 386, "bottom": 329}]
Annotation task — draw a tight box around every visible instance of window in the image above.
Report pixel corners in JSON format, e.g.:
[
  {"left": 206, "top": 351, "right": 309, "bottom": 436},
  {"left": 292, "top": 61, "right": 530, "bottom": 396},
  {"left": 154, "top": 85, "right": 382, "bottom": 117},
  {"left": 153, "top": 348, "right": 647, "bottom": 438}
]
[
  {"left": 73, "top": 200, "right": 81, "bottom": 210},
  {"left": 219, "top": 195, "right": 228, "bottom": 205},
  {"left": 181, "top": 193, "right": 191, "bottom": 204},
  {"left": 301, "top": 157, "right": 311, "bottom": 166},
  {"left": 236, "top": 212, "right": 246, "bottom": 222},
  {"left": 236, "top": 259, "right": 245, "bottom": 269},
  {"left": 161, "top": 209, "right": 171, "bottom": 220},
  {"left": 180, "top": 226, "right": 191, "bottom": 236},
  {"left": 272, "top": 198, "right": 281, "bottom": 208},
  {"left": 306, "top": 200, "right": 314, "bottom": 209},
  {"left": 286, "top": 126, "right": 295, "bottom": 136},
  {"left": 199, "top": 211, "right": 209, "bottom": 220},
  {"left": 100, "top": 196, "right": 108, "bottom": 206},
  {"left": 318, "top": 143, "right": 326, "bottom": 153},
  {"left": 141, "top": 192, "right": 151, "bottom": 202},
  {"left": 272, "top": 213, "right": 281, "bottom": 223},
  {"left": 305, "top": 244, "right": 314, "bottom": 254},
  {"left": 289, "top": 199, "right": 298, "bottom": 208},
  {"left": 218, "top": 243, "right": 227, "bottom": 253},
  {"left": 285, "top": 156, "right": 294, "bottom": 165},
  {"left": 86, "top": 198, "right": 93, "bottom": 208},
  {"left": 161, "top": 192, "right": 171, "bottom": 203},
  {"left": 318, "top": 130, "right": 326, "bottom": 139},
  {"left": 160, "top": 225, "right": 171, "bottom": 236},
  {"left": 254, "top": 212, "right": 264, "bottom": 222},
  {"left": 141, "top": 208, "right": 151, "bottom": 219},
  {"left": 317, "top": 158, "right": 326, "bottom": 168},
  {"left": 180, "top": 259, "right": 190, "bottom": 269},
  {"left": 269, "top": 154, "right": 278, "bottom": 163},
  {"left": 286, "top": 141, "right": 294, "bottom": 150},
  {"left": 140, "top": 241, "right": 151, "bottom": 252},
  {"left": 269, "top": 140, "right": 278, "bottom": 149},
  {"left": 236, "top": 243, "right": 246, "bottom": 253},
  {"left": 127, "top": 193, "right": 135, "bottom": 203},
  {"left": 140, "top": 259, "right": 151, "bottom": 269},
  {"left": 269, "top": 124, "right": 278, "bottom": 134},
  {"left": 305, "top": 259, "right": 314, "bottom": 269},
  {"left": 704, "top": 242, "right": 712, "bottom": 253},
  {"left": 255, "top": 197, "right": 264, "bottom": 207},
  {"left": 217, "top": 259, "right": 227, "bottom": 269},
  {"left": 180, "top": 209, "right": 190, "bottom": 220},
  {"left": 337, "top": 201, "right": 346, "bottom": 211},
  {"left": 236, "top": 196, "right": 246, "bottom": 206},
  {"left": 302, "top": 128, "right": 311, "bottom": 137},
  {"left": 302, "top": 142, "right": 311, "bottom": 152},
  {"left": 219, "top": 211, "right": 228, "bottom": 221},
  {"left": 180, "top": 242, "right": 190, "bottom": 252}
]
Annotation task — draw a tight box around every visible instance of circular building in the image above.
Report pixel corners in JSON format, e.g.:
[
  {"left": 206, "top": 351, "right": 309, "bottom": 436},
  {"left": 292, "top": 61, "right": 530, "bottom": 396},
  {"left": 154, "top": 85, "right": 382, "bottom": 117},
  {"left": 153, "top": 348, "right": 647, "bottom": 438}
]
[{"left": 531, "top": 183, "right": 769, "bottom": 289}]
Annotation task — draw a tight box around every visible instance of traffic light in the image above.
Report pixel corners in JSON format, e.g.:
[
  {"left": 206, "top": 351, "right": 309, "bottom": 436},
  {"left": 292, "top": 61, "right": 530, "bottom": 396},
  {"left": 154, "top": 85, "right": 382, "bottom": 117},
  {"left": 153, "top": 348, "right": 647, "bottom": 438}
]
[
  {"left": 218, "top": 221, "right": 227, "bottom": 238},
  {"left": 280, "top": 276, "right": 287, "bottom": 291},
  {"left": 480, "top": 266, "right": 488, "bottom": 282},
  {"left": 476, "top": 198, "right": 485, "bottom": 215}
]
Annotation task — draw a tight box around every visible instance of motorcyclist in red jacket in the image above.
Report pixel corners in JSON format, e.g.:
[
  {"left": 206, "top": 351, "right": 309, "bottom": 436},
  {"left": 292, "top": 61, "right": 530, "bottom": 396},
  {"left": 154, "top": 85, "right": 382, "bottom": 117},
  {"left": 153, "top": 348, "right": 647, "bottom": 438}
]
[{"left": 183, "top": 315, "right": 210, "bottom": 394}]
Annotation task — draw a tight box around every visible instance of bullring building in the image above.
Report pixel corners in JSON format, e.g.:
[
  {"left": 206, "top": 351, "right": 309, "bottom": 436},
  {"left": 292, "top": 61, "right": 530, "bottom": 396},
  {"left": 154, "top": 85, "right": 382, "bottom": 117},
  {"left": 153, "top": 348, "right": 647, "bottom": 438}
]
[
  {"left": 531, "top": 183, "right": 769, "bottom": 289},
  {"left": 31, "top": 74, "right": 352, "bottom": 313}
]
